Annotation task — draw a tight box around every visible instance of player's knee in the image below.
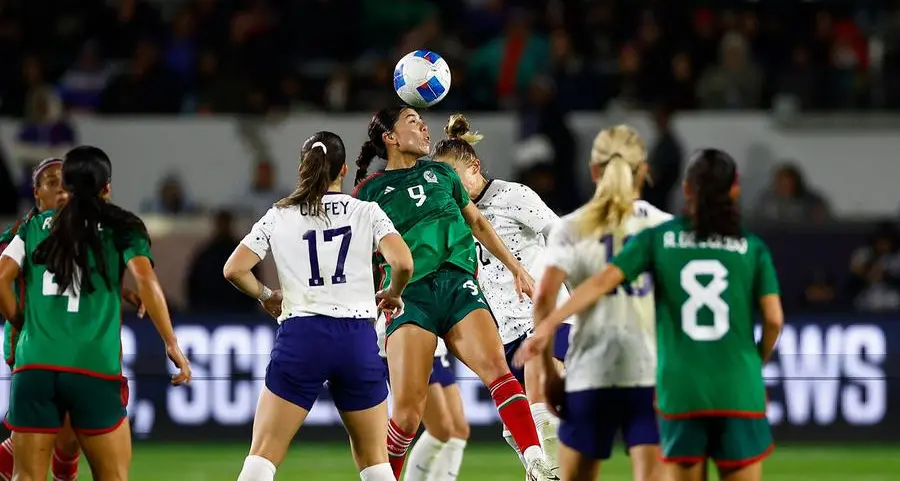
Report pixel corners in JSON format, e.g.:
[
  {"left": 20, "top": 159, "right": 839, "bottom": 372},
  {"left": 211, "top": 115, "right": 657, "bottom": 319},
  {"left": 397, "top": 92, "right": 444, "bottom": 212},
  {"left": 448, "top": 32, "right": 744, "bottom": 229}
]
[
  {"left": 424, "top": 417, "right": 452, "bottom": 442},
  {"left": 390, "top": 406, "right": 423, "bottom": 435},
  {"left": 54, "top": 436, "right": 80, "bottom": 457},
  {"left": 477, "top": 356, "right": 512, "bottom": 384},
  {"left": 451, "top": 419, "right": 470, "bottom": 440}
]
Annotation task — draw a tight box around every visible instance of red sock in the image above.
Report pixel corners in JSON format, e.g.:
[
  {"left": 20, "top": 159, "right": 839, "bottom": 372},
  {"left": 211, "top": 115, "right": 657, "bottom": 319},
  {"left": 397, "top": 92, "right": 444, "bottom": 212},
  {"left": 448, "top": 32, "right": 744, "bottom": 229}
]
[
  {"left": 490, "top": 373, "right": 540, "bottom": 452},
  {"left": 386, "top": 418, "right": 415, "bottom": 479},
  {"left": 0, "top": 438, "right": 13, "bottom": 480},
  {"left": 51, "top": 446, "right": 79, "bottom": 481}
]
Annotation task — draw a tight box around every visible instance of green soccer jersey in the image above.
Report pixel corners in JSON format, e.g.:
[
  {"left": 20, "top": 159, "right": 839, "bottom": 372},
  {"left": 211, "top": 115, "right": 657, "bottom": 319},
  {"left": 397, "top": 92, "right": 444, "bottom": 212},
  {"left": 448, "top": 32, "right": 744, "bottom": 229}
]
[
  {"left": 6, "top": 210, "right": 153, "bottom": 378},
  {"left": 611, "top": 217, "right": 780, "bottom": 417},
  {"left": 354, "top": 158, "right": 477, "bottom": 284}
]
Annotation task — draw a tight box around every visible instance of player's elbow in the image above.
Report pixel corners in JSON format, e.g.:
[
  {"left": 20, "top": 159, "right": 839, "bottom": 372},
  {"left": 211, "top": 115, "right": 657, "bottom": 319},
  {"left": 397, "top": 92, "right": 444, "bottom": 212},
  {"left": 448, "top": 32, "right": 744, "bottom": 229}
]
[
  {"left": 222, "top": 261, "right": 242, "bottom": 282},
  {"left": 763, "top": 311, "right": 784, "bottom": 331}
]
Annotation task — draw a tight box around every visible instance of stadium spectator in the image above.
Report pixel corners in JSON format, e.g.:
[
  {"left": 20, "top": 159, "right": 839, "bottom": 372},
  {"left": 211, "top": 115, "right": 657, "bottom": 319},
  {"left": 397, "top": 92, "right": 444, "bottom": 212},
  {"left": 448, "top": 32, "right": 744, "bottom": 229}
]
[
  {"left": 752, "top": 163, "right": 831, "bottom": 222},
  {"left": 100, "top": 39, "right": 185, "bottom": 113},
  {"left": 231, "top": 160, "right": 287, "bottom": 220},
  {"left": 0, "top": 54, "right": 51, "bottom": 117},
  {"left": 141, "top": 174, "right": 200, "bottom": 215},
  {"left": 468, "top": 10, "right": 549, "bottom": 109},
  {"left": 776, "top": 45, "right": 821, "bottom": 111},
  {"left": 666, "top": 52, "right": 697, "bottom": 110},
  {"left": 187, "top": 209, "right": 258, "bottom": 312},
  {"left": 641, "top": 105, "right": 683, "bottom": 212},
  {"left": 164, "top": 6, "right": 199, "bottom": 83},
  {"left": 696, "top": 31, "right": 764, "bottom": 109},
  {"left": 57, "top": 43, "right": 115, "bottom": 113},
  {"left": 802, "top": 268, "right": 839, "bottom": 311},
  {"left": 849, "top": 222, "right": 900, "bottom": 313},
  {"left": 99, "top": 0, "right": 164, "bottom": 60},
  {"left": 194, "top": 50, "right": 250, "bottom": 113}
]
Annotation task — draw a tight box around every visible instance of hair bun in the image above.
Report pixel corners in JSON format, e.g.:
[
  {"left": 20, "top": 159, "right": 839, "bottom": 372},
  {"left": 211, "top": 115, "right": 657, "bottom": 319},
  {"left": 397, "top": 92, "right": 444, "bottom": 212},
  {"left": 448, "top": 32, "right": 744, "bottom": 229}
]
[{"left": 445, "top": 114, "right": 484, "bottom": 145}]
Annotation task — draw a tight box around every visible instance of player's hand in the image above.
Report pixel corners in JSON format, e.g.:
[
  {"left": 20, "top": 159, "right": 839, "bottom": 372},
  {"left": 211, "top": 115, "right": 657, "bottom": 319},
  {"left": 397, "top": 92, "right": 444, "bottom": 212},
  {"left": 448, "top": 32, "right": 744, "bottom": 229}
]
[
  {"left": 122, "top": 289, "right": 146, "bottom": 318},
  {"left": 166, "top": 343, "right": 192, "bottom": 386},
  {"left": 376, "top": 287, "right": 405, "bottom": 318},
  {"left": 260, "top": 289, "right": 283, "bottom": 319},
  {"left": 542, "top": 367, "right": 565, "bottom": 418},
  {"left": 513, "top": 268, "right": 535, "bottom": 301},
  {"left": 512, "top": 323, "right": 553, "bottom": 368}
]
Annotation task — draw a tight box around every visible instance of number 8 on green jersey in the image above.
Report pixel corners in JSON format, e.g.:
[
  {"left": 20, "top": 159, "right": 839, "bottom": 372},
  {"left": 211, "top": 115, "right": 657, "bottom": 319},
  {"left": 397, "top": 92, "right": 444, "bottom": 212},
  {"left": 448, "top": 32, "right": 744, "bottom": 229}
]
[{"left": 611, "top": 217, "right": 780, "bottom": 467}]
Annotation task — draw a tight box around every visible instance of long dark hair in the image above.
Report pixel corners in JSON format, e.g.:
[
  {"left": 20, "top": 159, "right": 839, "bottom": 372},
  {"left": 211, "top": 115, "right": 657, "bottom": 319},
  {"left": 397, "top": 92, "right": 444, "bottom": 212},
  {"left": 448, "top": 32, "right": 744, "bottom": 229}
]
[
  {"left": 276, "top": 131, "right": 346, "bottom": 217},
  {"left": 684, "top": 148, "right": 741, "bottom": 239},
  {"left": 355, "top": 106, "right": 407, "bottom": 185},
  {"left": 33, "top": 146, "right": 148, "bottom": 294}
]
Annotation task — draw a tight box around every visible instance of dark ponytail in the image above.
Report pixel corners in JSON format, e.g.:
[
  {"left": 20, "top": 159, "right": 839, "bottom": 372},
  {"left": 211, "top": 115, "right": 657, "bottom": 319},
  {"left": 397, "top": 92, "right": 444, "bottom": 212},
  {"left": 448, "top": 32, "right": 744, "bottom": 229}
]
[
  {"left": 685, "top": 148, "right": 742, "bottom": 240},
  {"left": 355, "top": 140, "right": 380, "bottom": 185},
  {"left": 277, "top": 132, "right": 346, "bottom": 217},
  {"left": 32, "top": 146, "right": 147, "bottom": 294},
  {"left": 355, "top": 106, "right": 407, "bottom": 185}
]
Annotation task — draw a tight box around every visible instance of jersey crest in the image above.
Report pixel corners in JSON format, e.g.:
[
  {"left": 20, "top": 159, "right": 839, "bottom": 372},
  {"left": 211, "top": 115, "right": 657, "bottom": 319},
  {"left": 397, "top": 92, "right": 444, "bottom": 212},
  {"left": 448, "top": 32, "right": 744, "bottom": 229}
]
[{"left": 423, "top": 170, "right": 438, "bottom": 183}]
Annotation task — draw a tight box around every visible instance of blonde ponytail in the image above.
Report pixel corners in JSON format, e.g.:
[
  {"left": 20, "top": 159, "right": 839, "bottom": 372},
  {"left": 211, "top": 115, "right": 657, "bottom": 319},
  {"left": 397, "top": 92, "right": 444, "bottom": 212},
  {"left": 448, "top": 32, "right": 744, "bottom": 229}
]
[{"left": 578, "top": 125, "right": 646, "bottom": 235}]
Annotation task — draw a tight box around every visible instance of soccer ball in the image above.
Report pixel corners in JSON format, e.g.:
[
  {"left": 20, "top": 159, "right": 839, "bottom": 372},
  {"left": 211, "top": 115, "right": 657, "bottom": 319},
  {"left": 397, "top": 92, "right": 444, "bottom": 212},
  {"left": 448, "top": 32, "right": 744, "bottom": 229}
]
[{"left": 393, "top": 50, "right": 452, "bottom": 108}]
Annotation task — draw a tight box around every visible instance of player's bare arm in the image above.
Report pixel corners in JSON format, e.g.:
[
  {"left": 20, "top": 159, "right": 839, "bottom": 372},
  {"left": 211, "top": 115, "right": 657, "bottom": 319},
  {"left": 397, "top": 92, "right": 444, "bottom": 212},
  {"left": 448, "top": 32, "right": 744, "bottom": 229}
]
[
  {"left": 530, "top": 266, "right": 568, "bottom": 365},
  {"left": 460, "top": 202, "right": 534, "bottom": 299},
  {"left": 758, "top": 294, "right": 784, "bottom": 362},
  {"left": 374, "top": 233, "right": 414, "bottom": 315},
  {"left": 223, "top": 245, "right": 283, "bottom": 318},
  {"left": 0, "top": 257, "right": 21, "bottom": 329},
  {"left": 122, "top": 287, "right": 146, "bottom": 317},
  {"left": 128, "top": 255, "right": 192, "bottom": 385},
  {"left": 516, "top": 265, "right": 626, "bottom": 367}
]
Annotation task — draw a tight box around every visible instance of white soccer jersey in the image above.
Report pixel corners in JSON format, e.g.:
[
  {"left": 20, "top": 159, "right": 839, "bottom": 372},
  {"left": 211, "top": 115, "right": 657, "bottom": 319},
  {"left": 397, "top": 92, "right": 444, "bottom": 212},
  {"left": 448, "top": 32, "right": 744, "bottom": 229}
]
[
  {"left": 241, "top": 193, "right": 397, "bottom": 322},
  {"left": 376, "top": 313, "right": 448, "bottom": 358},
  {"left": 473, "top": 179, "right": 572, "bottom": 345},
  {"left": 547, "top": 200, "right": 673, "bottom": 392}
]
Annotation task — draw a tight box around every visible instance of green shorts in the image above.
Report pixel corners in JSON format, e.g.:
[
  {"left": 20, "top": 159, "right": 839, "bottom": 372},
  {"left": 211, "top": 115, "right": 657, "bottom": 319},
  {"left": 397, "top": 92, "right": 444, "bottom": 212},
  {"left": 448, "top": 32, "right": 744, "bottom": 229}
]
[
  {"left": 658, "top": 415, "right": 774, "bottom": 467},
  {"left": 385, "top": 266, "right": 490, "bottom": 338},
  {"left": 5, "top": 369, "right": 128, "bottom": 434}
]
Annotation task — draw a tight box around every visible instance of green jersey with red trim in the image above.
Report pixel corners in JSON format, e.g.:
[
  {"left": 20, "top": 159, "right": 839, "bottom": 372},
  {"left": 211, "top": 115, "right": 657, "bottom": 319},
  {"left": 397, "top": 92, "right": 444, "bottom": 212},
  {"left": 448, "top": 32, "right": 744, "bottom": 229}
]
[
  {"left": 611, "top": 217, "right": 780, "bottom": 417},
  {"left": 1, "top": 215, "right": 30, "bottom": 366},
  {"left": 3, "top": 210, "right": 152, "bottom": 378},
  {"left": 354, "top": 159, "right": 477, "bottom": 284}
]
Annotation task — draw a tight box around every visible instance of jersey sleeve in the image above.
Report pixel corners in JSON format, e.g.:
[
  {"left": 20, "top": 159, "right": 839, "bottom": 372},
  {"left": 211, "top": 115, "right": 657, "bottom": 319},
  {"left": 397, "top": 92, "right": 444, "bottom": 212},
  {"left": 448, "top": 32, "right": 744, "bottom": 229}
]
[
  {"left": 545, "top": 222, "right": 578, "bottom": 275},
  {"left": 0, "top": 235, "right": 25, "bottom": 267},
  {"left": 511, "top": 184, "right": 558, "bottom": 236},
  {"left": 121, "top": 228, "right": 153, "bottom": 265},
  {"left": 646, "top": 204, "right": 674, "bottom": 226},
  {"left": 754, "top": 240, "right": 781, "bottom": 298},
  {"left": 611, "top": 228, "right": 654, "bottom": 282},
  {"left": 370, "top": 203, "right": 399, "bottom": 247},
  {"left": 240, "top": 208, "right": 276, "bottom": 261}
]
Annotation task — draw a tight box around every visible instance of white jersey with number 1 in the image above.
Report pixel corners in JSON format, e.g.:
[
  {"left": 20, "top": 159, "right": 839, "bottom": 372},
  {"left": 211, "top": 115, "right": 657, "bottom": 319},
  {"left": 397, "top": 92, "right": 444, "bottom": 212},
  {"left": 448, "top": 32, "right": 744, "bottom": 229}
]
[
  {"left": 241, "top": 193, "right": 398, "bottom": 322},
  {"left": 473, "top": 179, "right": 573, "bottom": 345},
  {"left": 546, "top": 200, "right": 672, "bottom": 392}
]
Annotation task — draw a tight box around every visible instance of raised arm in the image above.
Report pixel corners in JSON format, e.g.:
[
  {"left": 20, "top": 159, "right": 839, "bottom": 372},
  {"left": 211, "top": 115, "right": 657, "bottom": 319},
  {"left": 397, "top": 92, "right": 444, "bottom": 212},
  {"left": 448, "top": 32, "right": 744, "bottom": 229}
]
[{"left": 461, "top": 202, "right": 534, "bottom": 299}]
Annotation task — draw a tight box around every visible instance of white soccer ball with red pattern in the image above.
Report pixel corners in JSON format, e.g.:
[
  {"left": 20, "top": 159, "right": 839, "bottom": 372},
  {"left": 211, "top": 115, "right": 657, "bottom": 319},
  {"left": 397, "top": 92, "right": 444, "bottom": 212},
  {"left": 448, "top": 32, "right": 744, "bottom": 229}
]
[{"left": 393, "top": 50, "right": 452, "bottom": 108}]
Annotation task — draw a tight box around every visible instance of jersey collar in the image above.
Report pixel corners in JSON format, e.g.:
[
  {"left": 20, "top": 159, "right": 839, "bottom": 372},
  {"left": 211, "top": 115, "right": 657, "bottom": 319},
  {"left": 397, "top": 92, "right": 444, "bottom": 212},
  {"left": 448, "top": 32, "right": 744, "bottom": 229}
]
[{"left": 473, "top": 179, "right": 495, "bottom": 204}]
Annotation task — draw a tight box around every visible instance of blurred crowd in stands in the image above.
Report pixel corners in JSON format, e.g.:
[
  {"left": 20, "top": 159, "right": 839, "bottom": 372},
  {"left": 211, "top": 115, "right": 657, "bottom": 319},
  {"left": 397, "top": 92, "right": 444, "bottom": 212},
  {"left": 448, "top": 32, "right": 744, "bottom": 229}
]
[
  {"left": 0, "top": 0, "right": 897, "bottom": 116},
  {"left": 0, "top": 0, "right": 899, "bottom": 314}
]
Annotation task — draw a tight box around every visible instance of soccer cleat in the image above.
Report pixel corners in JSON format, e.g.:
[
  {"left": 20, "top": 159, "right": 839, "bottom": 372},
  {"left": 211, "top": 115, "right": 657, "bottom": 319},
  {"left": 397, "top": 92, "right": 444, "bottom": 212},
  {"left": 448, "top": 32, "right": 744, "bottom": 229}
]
[{"left": 525, "top": 457, "right": 559, "bottom": 481}]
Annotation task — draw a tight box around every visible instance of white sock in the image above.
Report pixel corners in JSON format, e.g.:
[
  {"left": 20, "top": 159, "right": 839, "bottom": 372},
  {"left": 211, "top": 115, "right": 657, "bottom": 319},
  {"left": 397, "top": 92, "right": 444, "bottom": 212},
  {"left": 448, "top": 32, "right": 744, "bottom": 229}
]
[
  {"left": 426, "top": 437, "right": 466, "bottom": 481},
  {"left": 361, "top": 463, "right": 396, "bottom": 481},
  {"left": 502, "top": 428, "right": 526, "bottom": 467},
  {"left": 237, "top": 455, "right": 276, "bottom": 481},
  {"left": 403, "top": 431, "right": 446, "bottom": 481},
  {"left": 531, "top": 403, "right": 560, "bottom": 471},
  {"left": 522, "top": 445, "right": 544, "bottom": 467}
]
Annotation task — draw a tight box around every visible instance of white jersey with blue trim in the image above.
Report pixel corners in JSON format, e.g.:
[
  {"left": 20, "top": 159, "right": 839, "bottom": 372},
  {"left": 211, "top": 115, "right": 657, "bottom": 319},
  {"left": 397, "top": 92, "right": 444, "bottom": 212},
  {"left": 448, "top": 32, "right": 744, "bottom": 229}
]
[
  {"left": 241, "top": 193, "right": 397, "bottom": 322},
  {"left": 472, "top": 179, "right": 573, "bottom": 345},
  {"left": 546, "top": 200, "right": 673, "bottom": 391}
]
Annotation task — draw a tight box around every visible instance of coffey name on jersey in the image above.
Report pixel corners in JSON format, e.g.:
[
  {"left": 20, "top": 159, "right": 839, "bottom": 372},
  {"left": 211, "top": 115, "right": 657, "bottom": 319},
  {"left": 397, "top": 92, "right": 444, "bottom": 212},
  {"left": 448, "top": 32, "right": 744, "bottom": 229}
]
[{"left": 241, "top": 193, "right": 398, "bottom": 321}]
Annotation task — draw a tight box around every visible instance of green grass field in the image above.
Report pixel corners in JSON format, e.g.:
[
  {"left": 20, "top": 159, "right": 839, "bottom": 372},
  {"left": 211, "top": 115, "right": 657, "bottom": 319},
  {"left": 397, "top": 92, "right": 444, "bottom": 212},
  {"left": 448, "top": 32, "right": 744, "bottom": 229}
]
[{"left": 75, "top": 443, "right": 898, "bottom": 480}]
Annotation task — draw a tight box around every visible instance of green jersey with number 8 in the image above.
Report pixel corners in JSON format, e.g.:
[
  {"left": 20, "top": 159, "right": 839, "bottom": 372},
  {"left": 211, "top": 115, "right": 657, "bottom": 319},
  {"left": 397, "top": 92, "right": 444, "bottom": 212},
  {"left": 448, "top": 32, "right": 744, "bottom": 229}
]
[
  {"left": 611, "top": 216, "right": 780, "bottom": 418},
  {"left": 1, "top": 210, "right": 152, "bottom": 378},
  {"left": 353, "top": 158, "right": 477, "bottom": 284}
]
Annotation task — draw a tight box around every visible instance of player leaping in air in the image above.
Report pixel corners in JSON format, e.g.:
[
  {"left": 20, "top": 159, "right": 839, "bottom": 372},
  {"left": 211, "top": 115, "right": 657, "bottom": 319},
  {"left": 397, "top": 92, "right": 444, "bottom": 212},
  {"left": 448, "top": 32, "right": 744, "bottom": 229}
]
[
  {"left": 430, "top": 113, "right": 572, "bottom": 477},
  {"left": 354, "top": 106, "right": 556, "bottom": 481},
  {"left": 519, "top": 148, "right": 784, "bottom": 481},
  {"left": 514, "top": 125, "right": 670, "bottom": 481},
  {"left": 225, "top": 132, "right": 414, "bottom": 481},
  {"left": 0, "top": 146, "right": 191, "bottom": 481}
]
